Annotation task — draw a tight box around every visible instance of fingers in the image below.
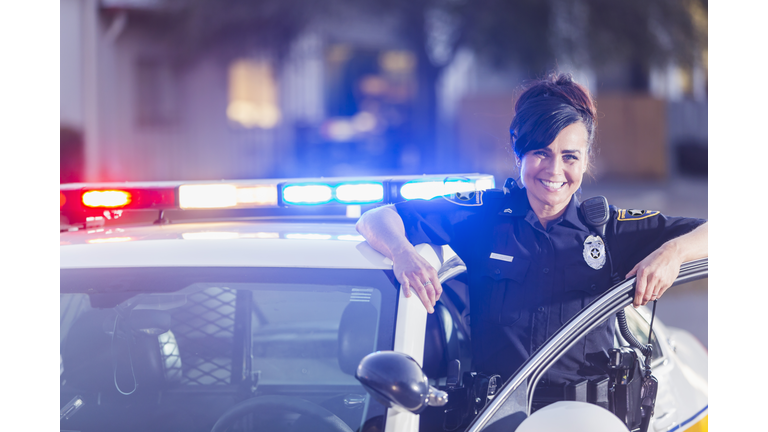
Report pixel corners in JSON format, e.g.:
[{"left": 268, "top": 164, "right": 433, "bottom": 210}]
[
  {"left": 411, "top": 279, "right": 435, "bottom": 314},
  {"left": 633, "top": 268, "right": 648, "bottom": 308},
  {"left": 430, "top": 272, "right": 443, "bottom": 302},
  {"left": 633, "top": 266, "right": 676, "bottom": 307},
  {"left": 398, "top": 271, "right": 441, "bottom": 313},
  {"left": 401, "top": 279, "right": 411, "bottom": 298},
  {"left": 392, "top": 252, "right": 441, "bottom": 313}
]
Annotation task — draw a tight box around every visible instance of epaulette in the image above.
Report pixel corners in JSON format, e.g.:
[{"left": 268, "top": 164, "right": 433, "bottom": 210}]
[
  {"left": 616, "top": 208, "right": 660, "bottom": 221},
  {"left": 440, "top": 189, "right": 485, "bottom": 206}
]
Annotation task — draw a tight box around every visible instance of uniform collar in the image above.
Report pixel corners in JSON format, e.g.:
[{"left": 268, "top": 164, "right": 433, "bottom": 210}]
[
  {"left": 498, "top": 183, "right": 591, "bottom": 233},
  {"left": 497, "top": 181, "right": 531, "bottom": 217}
]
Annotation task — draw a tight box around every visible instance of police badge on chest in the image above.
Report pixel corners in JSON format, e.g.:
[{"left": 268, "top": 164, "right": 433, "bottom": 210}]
[{"left": 583, "top": 235, "right": 606, "bottom": 270}]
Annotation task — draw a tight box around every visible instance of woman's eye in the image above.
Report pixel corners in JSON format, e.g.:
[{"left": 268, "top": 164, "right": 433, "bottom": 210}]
[
  {"left": 564, "top": 154, "right": 578, "bottom": 161},
  {"left": 534, "top": 151, "right": 548, "bottom": 157}
]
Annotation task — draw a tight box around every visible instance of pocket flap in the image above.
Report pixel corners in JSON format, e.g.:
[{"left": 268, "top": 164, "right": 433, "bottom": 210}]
[
  {"left": 483, "top": 256, "right": 530, "bottom": 282},
  {"left": 563, "top": 263, "right": 605, "bottom": 293}
]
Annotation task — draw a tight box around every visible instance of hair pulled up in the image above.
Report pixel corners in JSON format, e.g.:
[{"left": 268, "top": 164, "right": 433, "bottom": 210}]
[{"left": 509, "top": 72, "right": 597, "bottom": 162}]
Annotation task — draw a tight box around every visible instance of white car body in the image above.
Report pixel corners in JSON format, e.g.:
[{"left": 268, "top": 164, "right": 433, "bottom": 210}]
[{"left": 60, "top": 177, "right": 707, "bottom": 432}]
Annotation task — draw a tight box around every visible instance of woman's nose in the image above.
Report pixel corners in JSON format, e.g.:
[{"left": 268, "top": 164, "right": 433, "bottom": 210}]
[{"left": 546, "top": 157, "right": 564, "bottom": 175}]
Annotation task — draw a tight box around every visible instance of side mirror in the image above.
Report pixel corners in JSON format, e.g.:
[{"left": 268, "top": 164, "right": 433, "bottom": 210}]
[{"left": 355, "top": 351, "right": 448, "bottom": 414}]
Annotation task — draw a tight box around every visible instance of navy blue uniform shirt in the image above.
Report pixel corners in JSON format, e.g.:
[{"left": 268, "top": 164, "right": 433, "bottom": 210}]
[{"left": 394, "top": 180, "right": 705, "bottom": 384}]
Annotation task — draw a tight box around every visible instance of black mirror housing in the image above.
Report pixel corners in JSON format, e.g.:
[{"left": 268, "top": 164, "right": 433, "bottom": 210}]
[{"left": 356, "top": 351, "right": 447, "bottom": 414}]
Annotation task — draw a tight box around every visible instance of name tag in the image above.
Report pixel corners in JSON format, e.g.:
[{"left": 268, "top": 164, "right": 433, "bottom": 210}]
[{"left": 490, "top": 252, "right": 514, "bottom": 262}]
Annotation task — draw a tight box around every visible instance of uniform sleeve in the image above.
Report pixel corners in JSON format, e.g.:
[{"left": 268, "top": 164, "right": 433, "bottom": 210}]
[
  {"left": 608, "top": 209, "right": 706, "bottom": 276},
  {"left": 394, "top": 193, "right": 492, "bottom": 248}
]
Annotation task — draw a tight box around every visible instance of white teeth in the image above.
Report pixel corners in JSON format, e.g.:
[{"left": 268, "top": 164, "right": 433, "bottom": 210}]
[{"left": 541, "top": 180, "right": 565, "bottom": 189}]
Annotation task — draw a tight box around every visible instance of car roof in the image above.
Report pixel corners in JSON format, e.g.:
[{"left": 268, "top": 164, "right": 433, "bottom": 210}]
[{"left": 60, "top": 218, "right": 393, "bottom": 270}]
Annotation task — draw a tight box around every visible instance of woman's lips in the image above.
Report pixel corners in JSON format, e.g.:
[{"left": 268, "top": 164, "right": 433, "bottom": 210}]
[{"left": 539, "top": 179, "right": 566, "bottom": 191}]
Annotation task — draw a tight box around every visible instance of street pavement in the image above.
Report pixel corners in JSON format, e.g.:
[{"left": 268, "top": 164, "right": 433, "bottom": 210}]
[{"left": 583, "top": 176, "right": 709, "bottom": 347}]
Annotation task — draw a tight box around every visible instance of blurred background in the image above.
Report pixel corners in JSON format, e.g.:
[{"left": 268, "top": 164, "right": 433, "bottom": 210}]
[{"left": 59, "top": 0, "right": 708, "bottom": 344}]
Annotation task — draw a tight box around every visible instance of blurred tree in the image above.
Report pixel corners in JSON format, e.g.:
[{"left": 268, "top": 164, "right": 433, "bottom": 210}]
[{"left": 159, "top": 0, "right": 707, "bottom": 169}]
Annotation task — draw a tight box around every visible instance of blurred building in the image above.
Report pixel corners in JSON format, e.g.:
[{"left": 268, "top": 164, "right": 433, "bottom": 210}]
[
  {"left": 440, "top": 54, "right": 708, "bottom": 184},
  {"left": 61, "top": 0, "right": 429, "bottom": 181},
  {"left": 60, "top": 0, "right": 707, "bottom": 183}
]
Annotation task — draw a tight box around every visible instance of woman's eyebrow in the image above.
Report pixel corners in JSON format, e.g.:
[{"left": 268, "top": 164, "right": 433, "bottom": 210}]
[{"left": 562, "top": 149, "right": 582, "bottom": 154}]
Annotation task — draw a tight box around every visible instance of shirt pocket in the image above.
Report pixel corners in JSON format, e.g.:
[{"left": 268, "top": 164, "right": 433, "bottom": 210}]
[
  {"left": 560, "top": 263, "right": 609, "bottom": 325},
  {"left": 481, "top": 257, "right": 531, "bottom": 326}
]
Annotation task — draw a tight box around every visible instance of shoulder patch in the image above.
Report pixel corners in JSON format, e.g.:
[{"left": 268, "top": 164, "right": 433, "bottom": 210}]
[
  {"left": 617, "top": 209, "right": 661, "bottom": 221},
  {"left": 441, "top": 190, "right": 484, "bottom": 206}
]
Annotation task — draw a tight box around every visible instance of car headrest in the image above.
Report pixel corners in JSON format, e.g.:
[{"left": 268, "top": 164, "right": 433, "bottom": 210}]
[
  {"left": 62, "top": 309, "right": 181, "bottom": 396},
  {"left": 337, "top": 302, "right": 378, "bottom": 375}
]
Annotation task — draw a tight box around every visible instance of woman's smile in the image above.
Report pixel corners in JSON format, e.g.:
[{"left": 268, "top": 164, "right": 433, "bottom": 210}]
[
  {"left": 519, "top": 122, "right": 589, "bottom": 226},
  {"left": 538, "top": 179, "right": 567, "bottom": 191}
]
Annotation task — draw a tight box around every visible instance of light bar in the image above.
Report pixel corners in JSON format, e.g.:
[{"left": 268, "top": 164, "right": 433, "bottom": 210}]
[
  {"left": 82, "top": 190, "right": 132, "bottom": 208},
  {"left": 236, "top": 186, "right": 278, "bottom": 205},
  {"left": 61, "top": 175, "right": 496, "bottom": 224},
  {"left": 282, "top": 184, "right": 333, "bottom": 205},
  {"left": 400, "top": 177, "right": 493, "bottom": 201},
  {"left": 179, "top": 184, "right": 279, "bottom": 209},
  {"left": 335, "top": 182, "right": 384, "bottom": 204},
  {"left": 280, "top": 181, "right": 385, "bottom": 206},
  {"left": 179, "top": 184, "right": 238, "bottom": 209}
]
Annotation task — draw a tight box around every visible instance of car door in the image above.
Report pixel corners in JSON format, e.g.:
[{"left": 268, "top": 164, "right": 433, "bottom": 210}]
[{"left": 466, "top": 258, "right": 708, "bottom": 432}]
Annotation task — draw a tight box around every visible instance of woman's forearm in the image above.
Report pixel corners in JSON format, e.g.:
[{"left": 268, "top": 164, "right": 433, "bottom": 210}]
[
  {"left": 665, "top": 222, "right": 708, "bottom": 262},
  {"left": 355, "top": 205, "right": 416, "bottom": 260},
  {"left": 356, "top": 205, "right": 441, "bottom": 312},
  {"left": 628, "top": 221, "right": 708, "bottom": 307}
]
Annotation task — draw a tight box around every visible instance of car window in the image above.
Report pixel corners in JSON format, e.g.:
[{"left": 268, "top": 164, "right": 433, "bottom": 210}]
[
  {"left": 60, "top": 267, "right": 397, "bottom": 432},
  {"left": 617, "top": 306, "right": 663, "bottom": 360}
]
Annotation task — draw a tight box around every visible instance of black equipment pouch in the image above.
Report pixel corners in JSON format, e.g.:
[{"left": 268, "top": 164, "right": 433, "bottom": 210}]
[{"left": 581, "top": 196, "right": 659, "bottom": 432}]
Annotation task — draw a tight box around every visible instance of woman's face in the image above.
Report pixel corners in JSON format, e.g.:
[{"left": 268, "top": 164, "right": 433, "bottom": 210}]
[{"left": 518, "top": 122, "right": 589, "bottom": 215}]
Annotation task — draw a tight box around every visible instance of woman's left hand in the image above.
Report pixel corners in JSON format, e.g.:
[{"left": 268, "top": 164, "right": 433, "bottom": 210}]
[
  {"left": 625, "top": 242, "right": 683, "bottom": 307},
  {"left": 625, "top": 222, "right": 708, "bottom": 308}
]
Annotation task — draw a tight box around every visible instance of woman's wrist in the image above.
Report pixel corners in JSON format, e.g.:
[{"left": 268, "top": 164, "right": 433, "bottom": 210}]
[
  {"left": 390, "top": 243, "right": 418, "bottom": 262},
  {"left": 661, "top": 237, "right": 688, "bottom": 266}
]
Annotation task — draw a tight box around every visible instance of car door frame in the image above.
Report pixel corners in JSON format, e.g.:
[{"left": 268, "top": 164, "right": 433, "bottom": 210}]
[{"left": 465, "top": 258, "right": 708, "bottom": 432}]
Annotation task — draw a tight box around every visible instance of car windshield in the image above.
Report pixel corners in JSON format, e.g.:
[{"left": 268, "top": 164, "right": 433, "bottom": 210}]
[{"left": 60, "top": 267, "right": 398, "bottom": 432}]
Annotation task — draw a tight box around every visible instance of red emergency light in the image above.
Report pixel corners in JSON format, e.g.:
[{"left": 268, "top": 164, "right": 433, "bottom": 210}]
[
  {"left": 60, "top": 186, "right": 178, "bottom": 220},
  {"left": 82, "top": 190, "right": 132, "bottom": 208}
]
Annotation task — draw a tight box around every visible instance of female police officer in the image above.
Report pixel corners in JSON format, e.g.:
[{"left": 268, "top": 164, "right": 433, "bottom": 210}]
[{"left": 355, "top": 72, "right": 708, "bottom": 386}]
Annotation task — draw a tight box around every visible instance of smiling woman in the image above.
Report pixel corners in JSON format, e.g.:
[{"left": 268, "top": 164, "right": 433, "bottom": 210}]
[
  {"left": 355, "top": 72, "right": 708, "bottom": 391},
  {"left": 517, "top": 123, "right": 589, "bottom": 226},
  {"left": 509, "top": 74, "right": 596, "bottom": 227}
]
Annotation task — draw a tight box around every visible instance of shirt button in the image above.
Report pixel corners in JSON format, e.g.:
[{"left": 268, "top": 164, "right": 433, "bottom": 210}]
[
  {"left": 591, "top": 284, "right": 597, "bottom": 291},
  {"left": 538, "top": 307, "right": 545, "bottom": 312},
  {"left": 494, "top": 269, "right": 501, "bottom": 275},
  {"left": 543, "top": 268, "right": 549, "bottom": 274}
]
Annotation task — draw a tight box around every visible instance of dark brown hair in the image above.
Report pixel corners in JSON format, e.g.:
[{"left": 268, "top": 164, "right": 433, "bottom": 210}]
[{"left": 510, "top": 72, "right": 597, "bottom": 163}]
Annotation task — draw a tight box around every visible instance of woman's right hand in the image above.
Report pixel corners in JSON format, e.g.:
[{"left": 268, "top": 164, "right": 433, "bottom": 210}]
[
  {"left": 391, "top": 248, "right": 442, "bottom": 314},
  {"left": 356, "top": 204, "right": 442, "bottom": 313}
]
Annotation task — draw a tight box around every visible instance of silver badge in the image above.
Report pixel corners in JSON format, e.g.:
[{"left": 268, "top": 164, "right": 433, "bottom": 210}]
[{"left": 583, "top": 235, "right": 606, "bottom": 270}]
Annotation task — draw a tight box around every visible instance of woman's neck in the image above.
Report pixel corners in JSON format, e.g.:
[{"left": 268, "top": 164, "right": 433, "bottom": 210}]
[{"left": 527, "top": 192, "right": 570, "bottom": 229}]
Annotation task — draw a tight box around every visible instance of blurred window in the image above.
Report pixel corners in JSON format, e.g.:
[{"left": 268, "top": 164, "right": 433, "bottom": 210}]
[
  {"left": 227, "top": 59, "right": 281, "bottom": 129},
  {"left": 135, "top": 58, "right": 178, "bottom": 126}
]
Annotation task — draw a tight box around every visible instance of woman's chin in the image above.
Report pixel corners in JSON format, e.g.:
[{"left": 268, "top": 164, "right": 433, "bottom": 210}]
[{"left": 532, "top": 187, "right": 573, "bottom": 206}]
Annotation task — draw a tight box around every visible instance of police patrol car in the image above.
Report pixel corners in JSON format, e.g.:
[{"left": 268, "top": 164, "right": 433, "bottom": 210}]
[{"left": 59, "top": 174, "right": 708, "bottom": 432}]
